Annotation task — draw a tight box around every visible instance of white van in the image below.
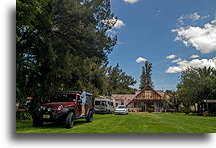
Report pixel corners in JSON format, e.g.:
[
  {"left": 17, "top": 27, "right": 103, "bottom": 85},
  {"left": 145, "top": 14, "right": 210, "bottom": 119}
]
[{"left": 94, "top": 97, "right": 115, "bottom": 114}]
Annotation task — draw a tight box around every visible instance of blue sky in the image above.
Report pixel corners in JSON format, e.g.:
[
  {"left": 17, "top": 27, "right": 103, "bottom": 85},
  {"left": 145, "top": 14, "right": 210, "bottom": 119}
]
[{"left": 107, "top": 0, "right": 216, "bottom": 90}]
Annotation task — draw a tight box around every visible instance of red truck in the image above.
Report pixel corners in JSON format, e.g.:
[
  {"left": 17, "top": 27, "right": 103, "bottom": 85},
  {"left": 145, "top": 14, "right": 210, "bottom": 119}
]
[{"left": 32, "top": 91, "right": 94, "bottom": 128}]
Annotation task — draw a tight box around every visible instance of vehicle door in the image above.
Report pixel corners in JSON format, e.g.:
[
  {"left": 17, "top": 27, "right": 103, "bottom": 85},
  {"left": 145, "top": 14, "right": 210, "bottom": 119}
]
[
  {"left": 76, "top": 95, "right": 82, "bottom": 117},
  {"left": 110, "top": 101, "right": 115, "bottom": 112}
]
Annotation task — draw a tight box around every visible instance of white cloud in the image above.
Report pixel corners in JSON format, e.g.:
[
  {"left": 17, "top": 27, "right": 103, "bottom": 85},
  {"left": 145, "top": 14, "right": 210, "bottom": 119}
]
[
  {"left": 165, "top": 58, "right": 216, "bottom": 73},
  {"left": 166, "top": 66, "right": 182, "bottom": 73},
  {"left": 166, "top": 54, "right": 177, "bottom": 59},
  {"left": 104, "top": 18, "right": 125, "bottom": 29},
  {"left": 172, "top": 58, "right": 182, "bottom": 63},
  {"left": 172, "top": 20, "right": 216, "bottom": 53},
  {"left": 190, "top": 55, "right": 200, "bottom": 59},
  {"left": 123, "top": 0, "right": 138, "bottom": 4},
  {"left": 177, "top": 12, "right": 209, "bottom": 26},
  {"left": 114, "top": 19, "right": 125, "bottom": 29},
  {"left": 136, "top": 57, "right": 147, "bottom": 63}
]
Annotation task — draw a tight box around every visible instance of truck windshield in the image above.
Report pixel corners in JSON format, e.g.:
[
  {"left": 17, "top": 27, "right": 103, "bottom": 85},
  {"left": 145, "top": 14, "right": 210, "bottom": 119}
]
[
  {"left": 50, "top": 94, "right": 77, "bottom": 102},
  {"left": 95, "top": 101, "right": 106, "bottom": 106}
]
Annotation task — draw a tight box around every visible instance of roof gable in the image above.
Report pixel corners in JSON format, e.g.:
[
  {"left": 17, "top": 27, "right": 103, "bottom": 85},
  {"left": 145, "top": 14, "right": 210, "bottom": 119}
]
[{"left": 135, "top": 85, "right": 162, "bottom": 98}]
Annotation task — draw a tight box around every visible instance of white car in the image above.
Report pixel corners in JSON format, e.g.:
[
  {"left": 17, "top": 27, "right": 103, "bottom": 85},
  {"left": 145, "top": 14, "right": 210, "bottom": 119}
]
[{"left": 114, "top": 105, "right": 128, "bottom": 115}]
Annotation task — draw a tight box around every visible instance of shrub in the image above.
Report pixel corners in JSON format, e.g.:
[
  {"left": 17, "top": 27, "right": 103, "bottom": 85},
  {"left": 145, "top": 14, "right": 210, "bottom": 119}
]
[
  {"left": 182, "top": 107, "right": 190, "bottom": 114},
  {"left": 16, "top": 112, "right": 32, "bottom": 120}
]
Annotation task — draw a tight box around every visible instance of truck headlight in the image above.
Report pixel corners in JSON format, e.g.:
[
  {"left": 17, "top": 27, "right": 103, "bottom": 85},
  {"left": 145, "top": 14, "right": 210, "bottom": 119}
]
[{"left": 47, "top": 107, "right": 52, "bottom": 111}]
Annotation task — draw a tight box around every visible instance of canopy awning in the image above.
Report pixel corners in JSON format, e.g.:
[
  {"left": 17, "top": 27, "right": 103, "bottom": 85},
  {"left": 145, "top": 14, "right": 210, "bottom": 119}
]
[{"left": 204, "top": 100, "right": 216, "bottom": 103}]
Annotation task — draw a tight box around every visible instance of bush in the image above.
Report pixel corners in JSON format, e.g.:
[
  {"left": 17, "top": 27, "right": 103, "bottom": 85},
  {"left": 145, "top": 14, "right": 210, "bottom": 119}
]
[
  {"left": 182, "top": 107, "right": 190, "bottom": 114},
  {"left": 16, "top": 112, "right": 32, "bottom": 120}
]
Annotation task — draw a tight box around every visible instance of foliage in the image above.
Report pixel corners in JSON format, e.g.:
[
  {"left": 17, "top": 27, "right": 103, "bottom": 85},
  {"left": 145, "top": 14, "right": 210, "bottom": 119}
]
[
  {"left": 16, "top": 112, "right": 32, "bottom": 120},
  {"left": 177, "top": 67, "right": 216, "bottom": 113},
  {"left": 164, "top": 90, "right": 182, "bottom": 111},
  {"left": 16, "top": 0, "right": 136, "bottom": 109},
  {"left": 139, "top": 61, "right": 153, "bottom": 90},
  {"left": 107, "top": 64, "right": 136, "bottom": 94},
  {"left": 182, "top": 107, "right": 190, "bottom": 114}
]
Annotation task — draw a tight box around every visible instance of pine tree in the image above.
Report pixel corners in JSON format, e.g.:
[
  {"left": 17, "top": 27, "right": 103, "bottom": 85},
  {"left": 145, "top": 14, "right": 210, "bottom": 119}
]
[
  {"left": 108, "top": 64, "right": 136, "bottom": 94},
  {"left": 139, "top": 61, "right": 153, "bottom": 90}
]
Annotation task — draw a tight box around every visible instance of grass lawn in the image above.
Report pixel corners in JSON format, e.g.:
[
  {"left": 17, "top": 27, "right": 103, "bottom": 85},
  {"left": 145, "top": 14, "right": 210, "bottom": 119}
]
[{"left": 16, "top": 113, "right": 216, "bottom": 133}]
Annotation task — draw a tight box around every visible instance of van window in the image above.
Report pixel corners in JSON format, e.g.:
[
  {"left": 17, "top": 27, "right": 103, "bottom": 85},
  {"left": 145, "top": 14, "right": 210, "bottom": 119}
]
[
  {"left": 101, "top": 101, "right": 106, "bottom": 106},
  {"left": 95, "top": 101, "right": 100, "bottom": 105},
  {"left": 95, "top": 101, "right": 106, "bottom": 106}
]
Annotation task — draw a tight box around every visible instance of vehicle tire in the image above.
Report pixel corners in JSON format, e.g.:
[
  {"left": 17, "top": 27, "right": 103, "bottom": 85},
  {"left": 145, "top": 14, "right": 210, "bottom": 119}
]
[
  {"left": 65, "top": 112, "right": 74, "bottom": 128},
  {"left": 86, "top": 110, "right": 93, "bottom": 122},
  {"left": 33, "top": 118, "right": 43, "bottom": 127}
]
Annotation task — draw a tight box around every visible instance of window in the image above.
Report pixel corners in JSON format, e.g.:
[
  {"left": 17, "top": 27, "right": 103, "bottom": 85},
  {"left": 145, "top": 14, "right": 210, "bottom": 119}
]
[
  {"left": 95, "top": 101, "right": 106, "bottom": 106},
  {"left": 117, "top": 105, "right": 126, "bottom": 109},
  {"left": 101, "top": 101, "right": 106, "bottom": 106},
  {"left": 145, "top": 90, "right": 152, "bottom": 96},
  {"left": 50, "top": 94, "right": 76, "bottom": 102},
  {"left": 134, "top": 102, "right": 140, "bottom": 108},
  {"left": 95, "top": 101, "right": 100, "bottom": 105}
]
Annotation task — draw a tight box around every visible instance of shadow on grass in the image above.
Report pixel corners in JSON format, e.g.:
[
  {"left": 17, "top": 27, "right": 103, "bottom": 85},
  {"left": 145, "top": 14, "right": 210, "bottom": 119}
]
[{"left": 40, "top": 120, "right": 88, "bottom": 128}]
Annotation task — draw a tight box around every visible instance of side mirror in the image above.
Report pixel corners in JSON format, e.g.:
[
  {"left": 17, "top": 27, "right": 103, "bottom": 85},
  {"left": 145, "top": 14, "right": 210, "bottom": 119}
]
[{"left": 77, "top": 100, "right": 82, "bottom": 103}]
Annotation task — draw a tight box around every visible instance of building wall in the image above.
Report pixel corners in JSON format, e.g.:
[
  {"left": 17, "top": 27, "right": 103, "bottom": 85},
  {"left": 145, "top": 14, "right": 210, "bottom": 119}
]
[
  {"left": 112, "top": 86, "right": 165, "bottom": 112},
  {"left": 128, "top": 86, "right": 164, "bottom": 112},
  {"left": 136, "top": 90, "right": 161, "bottom": 100},
  {"left": 111, "top": 94, "right": 135, "bottom": 106}
]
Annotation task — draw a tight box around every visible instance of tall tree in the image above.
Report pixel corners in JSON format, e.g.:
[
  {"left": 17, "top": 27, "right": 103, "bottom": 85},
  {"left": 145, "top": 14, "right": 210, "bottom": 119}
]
[
  {"left": 16, "top": 0, "right": 117, "bottom": 101},
  {"left": 139, "top": 61, "right": 153, "bottom": 90},
  {"left": 164, "top": 90, "right": 182, "bottom": 111},
  {"left": 16, "top": 0, "right": 136, "bottom": 105},
  {"left": 108, "top": 64, "right": 136, "bottom": 94},
  {"left": 16, "top": 0, "right": 53, "bottom": 99}
]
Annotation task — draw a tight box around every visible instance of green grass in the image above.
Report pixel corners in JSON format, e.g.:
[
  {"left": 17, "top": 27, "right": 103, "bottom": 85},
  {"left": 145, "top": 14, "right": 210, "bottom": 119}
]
[{"left": 16, "top": 113, "right": 216, "bottom": 133}]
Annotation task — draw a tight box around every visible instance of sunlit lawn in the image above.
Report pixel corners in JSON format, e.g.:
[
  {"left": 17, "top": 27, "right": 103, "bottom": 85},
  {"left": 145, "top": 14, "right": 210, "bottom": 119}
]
[{"left": 16, "top": 113, "right": 216, "bottom": 133}]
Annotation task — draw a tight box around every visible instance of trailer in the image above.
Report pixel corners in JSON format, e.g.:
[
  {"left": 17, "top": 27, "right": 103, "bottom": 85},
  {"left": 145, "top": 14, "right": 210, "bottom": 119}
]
[{"left": 94, "top": 97, "right": 115, "bottom": 114}]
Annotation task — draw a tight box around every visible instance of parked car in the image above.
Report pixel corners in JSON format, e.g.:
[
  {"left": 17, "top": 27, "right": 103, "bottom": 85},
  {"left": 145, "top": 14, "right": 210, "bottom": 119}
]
[
  {"left": 94, "top": 97, "right": 115, "bottom": 114},
  {"left": 32, "top": 91, "right": 94, "bottom": 128},
  {"left": 114, "top": 105, "right": 129, "bottom": 115}
]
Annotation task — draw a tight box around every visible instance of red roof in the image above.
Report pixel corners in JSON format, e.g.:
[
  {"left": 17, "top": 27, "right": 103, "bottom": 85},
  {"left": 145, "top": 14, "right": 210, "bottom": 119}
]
[
  {"left": 156, "top": 90, "right": 165, "bottom": 97},
  {"left": 111, "top": 94, "right": 135, "bottom": 100}
]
